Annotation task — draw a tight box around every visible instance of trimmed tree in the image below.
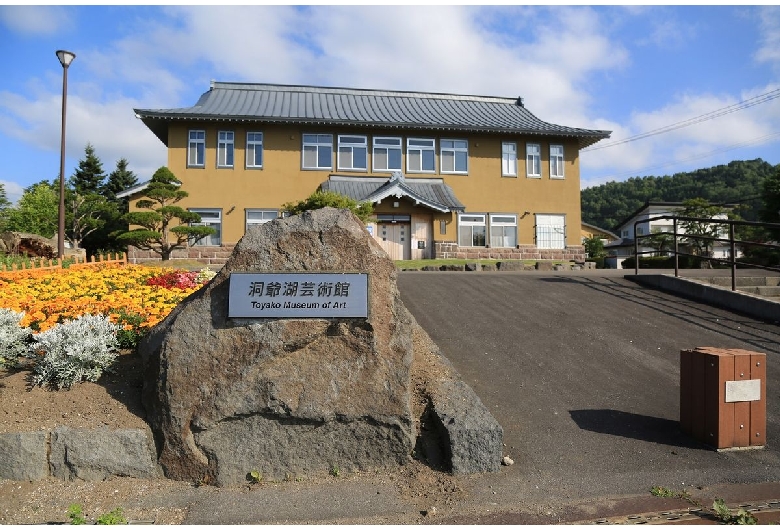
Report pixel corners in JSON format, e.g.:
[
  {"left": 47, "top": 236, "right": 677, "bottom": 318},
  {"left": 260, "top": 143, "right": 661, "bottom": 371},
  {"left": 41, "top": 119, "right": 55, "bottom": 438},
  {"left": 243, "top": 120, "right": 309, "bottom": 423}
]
[
  {"left": 115, "top": 166, "right": 216, "bottom": 260},
  {"left": 281, "top": 190, "right": 374, "bottom": 223}
]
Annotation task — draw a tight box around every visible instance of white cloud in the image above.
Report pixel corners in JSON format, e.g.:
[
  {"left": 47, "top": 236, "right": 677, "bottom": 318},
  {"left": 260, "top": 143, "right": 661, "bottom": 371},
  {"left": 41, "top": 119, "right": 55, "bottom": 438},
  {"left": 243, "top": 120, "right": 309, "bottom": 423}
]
[
  {"left": 0, "top": 5, "right": 72, "bottom": 35},
  {"left": 755, "top": 6, "right": 780, "bottom": 69}
]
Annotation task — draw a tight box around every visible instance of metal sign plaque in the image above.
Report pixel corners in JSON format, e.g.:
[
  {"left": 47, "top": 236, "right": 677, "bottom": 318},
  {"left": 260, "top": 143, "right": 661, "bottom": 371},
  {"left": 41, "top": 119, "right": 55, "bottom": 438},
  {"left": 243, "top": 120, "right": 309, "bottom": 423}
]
[
  {"left": 725, "top": 379, "right": 761, "bottom": 403},
  {"left": 228, "top": 273, "right": 368, "bottom": 319}
]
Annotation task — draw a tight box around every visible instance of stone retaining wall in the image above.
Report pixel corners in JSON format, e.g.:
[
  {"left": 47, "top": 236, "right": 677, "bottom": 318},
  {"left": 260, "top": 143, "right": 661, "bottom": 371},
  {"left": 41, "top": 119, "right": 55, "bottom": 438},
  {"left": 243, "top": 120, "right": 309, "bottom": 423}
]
[
  {"left": 0, "top": 427, "right": 160, "bottom": 481},
  {"left": 127, "top": 244, "right": 236, "bottom": 266},
  {"left": 434, "top": 242, "right": 586, "bottom": 262}
]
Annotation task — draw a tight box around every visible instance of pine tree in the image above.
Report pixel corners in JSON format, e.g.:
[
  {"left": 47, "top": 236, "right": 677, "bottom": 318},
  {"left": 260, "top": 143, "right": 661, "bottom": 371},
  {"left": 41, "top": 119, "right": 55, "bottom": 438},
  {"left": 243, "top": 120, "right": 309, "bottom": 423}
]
[
  {"left": 0, "top": 183, "right": 11, "bottom": 232},
  {"left": 116, "top": 166, "right": 216, "bottom": 260},
  {"left": 103, "top": 158, "right": 138, "bottom": 206},
  {"left": 70, "top": 144, "right": 106, "bottom": 195}
]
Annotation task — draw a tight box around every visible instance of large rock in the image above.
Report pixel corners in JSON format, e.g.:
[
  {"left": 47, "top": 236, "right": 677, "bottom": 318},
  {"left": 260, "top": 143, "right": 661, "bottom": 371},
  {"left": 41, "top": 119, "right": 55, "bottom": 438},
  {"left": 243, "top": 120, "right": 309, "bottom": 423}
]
[
  {"left": 140, "top": 208, "right": 416, "bottom": 485},
  {"left": 0, "top": 432, "right": 49, "bottom": 481}
]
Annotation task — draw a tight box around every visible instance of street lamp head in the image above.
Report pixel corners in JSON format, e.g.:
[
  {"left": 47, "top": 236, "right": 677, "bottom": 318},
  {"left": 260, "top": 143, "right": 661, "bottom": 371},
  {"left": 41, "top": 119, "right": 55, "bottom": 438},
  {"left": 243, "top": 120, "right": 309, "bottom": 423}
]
[{"left": 56, "top": 50, "right": 76, "bottom": 68}]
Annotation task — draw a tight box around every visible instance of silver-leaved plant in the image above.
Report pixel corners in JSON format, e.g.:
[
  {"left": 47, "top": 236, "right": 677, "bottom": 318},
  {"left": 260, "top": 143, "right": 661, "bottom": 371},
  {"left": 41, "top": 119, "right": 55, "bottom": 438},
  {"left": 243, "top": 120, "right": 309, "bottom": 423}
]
[{"left": 0, "top": 308, "right": 32, "bottom": 367}]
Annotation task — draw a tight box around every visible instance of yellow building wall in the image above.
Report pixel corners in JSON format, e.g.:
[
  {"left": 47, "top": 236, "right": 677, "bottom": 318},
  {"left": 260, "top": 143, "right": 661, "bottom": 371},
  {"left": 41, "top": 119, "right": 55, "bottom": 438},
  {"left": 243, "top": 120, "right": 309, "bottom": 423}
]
[{"left": 158, "top": 123, "right": 582, "bottom": 247}]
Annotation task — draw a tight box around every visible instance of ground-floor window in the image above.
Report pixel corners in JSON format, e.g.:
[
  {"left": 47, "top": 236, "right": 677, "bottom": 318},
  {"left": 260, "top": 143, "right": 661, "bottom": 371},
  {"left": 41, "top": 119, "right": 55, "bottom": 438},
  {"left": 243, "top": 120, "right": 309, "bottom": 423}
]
[
  {"left": 458, "top": 213, "right": 486, "bottom": 247},
  {"left": 489, "top": 214, "right": 517, "bottom": 247},
  {"left": 535, "top": 214, "right": 565, "bottom": 249},
  {"left": 189, "top": 208, "right": 222, "bottom": 246},
  {"left": 246, "top": 209, "right": 278, "bottom": 232}
]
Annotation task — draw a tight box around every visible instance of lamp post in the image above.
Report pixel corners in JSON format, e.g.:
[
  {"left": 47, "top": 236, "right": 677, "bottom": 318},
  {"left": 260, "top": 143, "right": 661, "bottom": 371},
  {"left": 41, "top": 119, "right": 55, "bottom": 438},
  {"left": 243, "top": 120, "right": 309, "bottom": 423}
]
[{"left": 56, "top": 49, "right": 75, "bottom": 260}]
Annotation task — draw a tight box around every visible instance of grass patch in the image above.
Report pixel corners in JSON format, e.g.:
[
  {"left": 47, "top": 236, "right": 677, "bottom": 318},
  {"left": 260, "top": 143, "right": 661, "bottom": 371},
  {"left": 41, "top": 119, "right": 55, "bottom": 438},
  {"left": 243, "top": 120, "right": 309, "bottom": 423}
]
[{"left": 135, "top": 259, "right": 211, "bottom": 271}]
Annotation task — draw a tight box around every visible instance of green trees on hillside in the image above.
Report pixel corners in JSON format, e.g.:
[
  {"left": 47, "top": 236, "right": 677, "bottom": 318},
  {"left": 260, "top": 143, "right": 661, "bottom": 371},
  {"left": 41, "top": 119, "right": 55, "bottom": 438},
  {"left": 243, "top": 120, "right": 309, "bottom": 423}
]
[{"left": 582, "top": 159, "right": 775, "bottom": 231}]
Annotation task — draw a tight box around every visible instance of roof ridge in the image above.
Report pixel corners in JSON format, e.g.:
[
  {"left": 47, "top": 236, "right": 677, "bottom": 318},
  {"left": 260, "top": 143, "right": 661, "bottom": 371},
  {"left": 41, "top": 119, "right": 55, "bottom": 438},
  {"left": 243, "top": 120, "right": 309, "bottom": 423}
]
[{"left": 211, "top": 81, "right": 520, "bottom": 105}]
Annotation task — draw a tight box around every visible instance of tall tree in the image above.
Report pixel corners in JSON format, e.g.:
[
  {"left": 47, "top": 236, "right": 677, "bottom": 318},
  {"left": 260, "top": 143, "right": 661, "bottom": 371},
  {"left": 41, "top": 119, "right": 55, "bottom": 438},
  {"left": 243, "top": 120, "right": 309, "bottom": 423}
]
[
  {"left": 678, "top": 198, "right": 729, "bottom": 263},
  {"left": 70, "top": 143, "right": 106, "bottom": 195},
  {"left": 4, "top": 181, "right": 59, "bottom": 238},
  {"left": 116, "top": 166, "right": 216, "bottom": 260},
  {"left": 65, "top": 190, "right": 116, "bottom": 251},
  {"left": 102, "top": 158, "right": 138, "bottom": 206},
  {"left": 0, "top": 183, "right": 11, "bottom": 232}
]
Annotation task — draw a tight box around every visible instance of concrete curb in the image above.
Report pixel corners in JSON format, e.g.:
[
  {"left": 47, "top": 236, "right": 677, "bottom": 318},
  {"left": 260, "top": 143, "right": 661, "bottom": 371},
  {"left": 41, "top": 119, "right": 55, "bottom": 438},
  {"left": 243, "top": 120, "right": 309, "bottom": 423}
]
[{"left": 625, "top": 274, "right": 780, "bottom": 322}]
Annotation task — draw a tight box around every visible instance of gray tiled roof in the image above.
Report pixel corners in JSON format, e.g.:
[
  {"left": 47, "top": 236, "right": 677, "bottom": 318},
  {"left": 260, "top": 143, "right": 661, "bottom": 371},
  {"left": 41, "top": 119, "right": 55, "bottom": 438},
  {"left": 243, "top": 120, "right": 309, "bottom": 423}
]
[
  {"left": 320, "top": 174, "right": 465, "bottom": 212},
  {"left": 135, "top": 82, "right": 610, "bottom": 149}
]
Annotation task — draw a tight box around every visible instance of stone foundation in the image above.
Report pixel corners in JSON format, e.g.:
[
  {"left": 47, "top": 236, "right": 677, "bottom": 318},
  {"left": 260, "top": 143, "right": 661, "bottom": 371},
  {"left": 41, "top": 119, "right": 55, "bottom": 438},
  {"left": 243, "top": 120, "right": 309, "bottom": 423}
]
[
  {"left": 434, "top": 242, "right": 586, "bottom": 262},
  {"left": 127, "top": 244, "right": 236, "bottom": 266}
]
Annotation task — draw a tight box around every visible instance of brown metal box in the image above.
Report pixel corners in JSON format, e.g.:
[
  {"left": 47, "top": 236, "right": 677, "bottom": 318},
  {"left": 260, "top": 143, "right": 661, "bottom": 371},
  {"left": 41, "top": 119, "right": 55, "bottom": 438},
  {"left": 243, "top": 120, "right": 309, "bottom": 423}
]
[{"left": 680, "top": 347, "right": 766, "bottom": 450}]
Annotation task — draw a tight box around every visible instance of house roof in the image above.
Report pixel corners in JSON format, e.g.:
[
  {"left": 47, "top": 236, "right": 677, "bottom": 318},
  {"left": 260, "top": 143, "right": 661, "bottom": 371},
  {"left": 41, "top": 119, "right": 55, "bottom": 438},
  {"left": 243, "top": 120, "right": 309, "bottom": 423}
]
[
  {"left": 320, "top": 173, "right": 465, "bottom": 213},
  {"left": 134, "top": 81, "right": 611, "bottom": 149},
  {"left": 613, "top": 201, "right": 737, "bottom": 232},
  {"left": 581, "top": 221, "right": 619, "bottom": 240}
]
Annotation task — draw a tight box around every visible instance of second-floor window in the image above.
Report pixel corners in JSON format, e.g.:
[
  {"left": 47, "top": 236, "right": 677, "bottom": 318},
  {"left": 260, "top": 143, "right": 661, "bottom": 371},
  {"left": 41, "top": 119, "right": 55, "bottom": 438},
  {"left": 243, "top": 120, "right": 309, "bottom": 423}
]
[
  {"left": 302, "top": 134, "right": 333, "bottom": 170},
  {"left": 407, "top": 138, "right": 435, "bottom": 173},
  {"left": 440, "top": 139, "right": 468, "bottom": 174},
  {"left": 502, "top": 142, "right": 517, "bottom": 177},
  {"left": 373, "top": 137, "right": 402, "bottom": 171},
  {"left": 337, "top": 135, "right": 367, "bottom": 171},
  {"left": 550, "top": 144, "right": 564, "bottom": 179},
  {"left": 217, "top": 131, "right": 234, "bottom": 168},
  {"left": 526, "top": 143, "right": 541, "bottom": 178},
  {"left": 246, "top": 132, "right": 263, "bottom": 168},
  {"left": 188, "top": 130, "right": 205, "bottom": 167}
]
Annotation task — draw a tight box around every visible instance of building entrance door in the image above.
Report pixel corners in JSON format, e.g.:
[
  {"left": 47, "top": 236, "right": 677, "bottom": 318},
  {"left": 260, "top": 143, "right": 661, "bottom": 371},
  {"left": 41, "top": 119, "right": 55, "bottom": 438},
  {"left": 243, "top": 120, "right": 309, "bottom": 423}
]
[{"left": 378, "top": 223, "right": 411, "bottom": 260}]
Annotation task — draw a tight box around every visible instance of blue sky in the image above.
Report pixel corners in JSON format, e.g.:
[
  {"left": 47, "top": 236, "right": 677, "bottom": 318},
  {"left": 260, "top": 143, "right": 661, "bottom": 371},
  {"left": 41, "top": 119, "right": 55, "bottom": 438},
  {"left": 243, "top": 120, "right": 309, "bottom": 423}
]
[{"left": 1, "top": 5, "right": 779, "bottom": 204}]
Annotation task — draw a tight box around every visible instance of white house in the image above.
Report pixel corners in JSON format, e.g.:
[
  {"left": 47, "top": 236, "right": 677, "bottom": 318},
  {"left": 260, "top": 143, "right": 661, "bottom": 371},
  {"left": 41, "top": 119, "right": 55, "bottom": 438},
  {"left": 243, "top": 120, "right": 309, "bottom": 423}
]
[{"left": 604, "top": 202, "right": 737, "bottom": 269}]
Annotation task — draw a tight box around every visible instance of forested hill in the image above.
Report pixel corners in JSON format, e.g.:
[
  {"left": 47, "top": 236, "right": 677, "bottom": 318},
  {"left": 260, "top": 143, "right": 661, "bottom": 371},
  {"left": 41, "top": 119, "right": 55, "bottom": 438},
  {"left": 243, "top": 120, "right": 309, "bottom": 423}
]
[{"left": 581, "top": 158, "right": 777, "bottom": 232}]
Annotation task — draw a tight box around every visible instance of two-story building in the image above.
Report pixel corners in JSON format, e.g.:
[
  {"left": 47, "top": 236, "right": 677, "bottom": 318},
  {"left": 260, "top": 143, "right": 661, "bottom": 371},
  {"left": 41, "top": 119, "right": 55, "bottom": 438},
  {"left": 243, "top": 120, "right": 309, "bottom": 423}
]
[
  {"left": 604, "top": 201, "right": 737, "bottom": 269},
  {"left": 123, "top": 81, "right": 611, "bottom": 264}
]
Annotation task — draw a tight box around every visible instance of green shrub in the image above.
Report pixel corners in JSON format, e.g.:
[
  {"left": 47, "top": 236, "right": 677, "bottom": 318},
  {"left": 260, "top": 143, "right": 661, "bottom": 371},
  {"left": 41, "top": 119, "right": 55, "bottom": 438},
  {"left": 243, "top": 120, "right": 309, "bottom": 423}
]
[
  {"left": 96, "top": 507, "right": 127, "bottom": 525},
  {"left": 0, "top": 308, "right": 31, "bottom": 367},
  {"left": 28, "top": 314, "right": 120, "bottom": 389}
]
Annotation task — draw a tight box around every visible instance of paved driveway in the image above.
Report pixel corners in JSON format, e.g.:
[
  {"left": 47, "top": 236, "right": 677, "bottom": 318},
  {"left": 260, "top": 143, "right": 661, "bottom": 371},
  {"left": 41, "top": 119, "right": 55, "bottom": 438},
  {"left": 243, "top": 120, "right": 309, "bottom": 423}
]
[{"left": 397, "top": 271, "right": 780, "bottom": 520}]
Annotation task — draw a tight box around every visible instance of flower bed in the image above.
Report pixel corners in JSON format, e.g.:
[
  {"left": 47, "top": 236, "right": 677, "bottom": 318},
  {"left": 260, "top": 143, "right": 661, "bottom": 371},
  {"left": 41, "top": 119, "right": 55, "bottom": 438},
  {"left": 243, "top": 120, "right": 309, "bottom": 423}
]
[{"left": 0, "top": 264, "right": 213, "bottom": 334}]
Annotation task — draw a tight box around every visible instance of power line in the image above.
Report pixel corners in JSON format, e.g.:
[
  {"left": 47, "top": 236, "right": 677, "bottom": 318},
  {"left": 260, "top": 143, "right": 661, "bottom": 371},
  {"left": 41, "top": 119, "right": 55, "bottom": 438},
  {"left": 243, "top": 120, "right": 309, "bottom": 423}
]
[
  {"left": 582, "top": 88, "right": 780, "bottom": 152},
  {"left": 583, "top": 131, "right": 780, "bottom": 184}
]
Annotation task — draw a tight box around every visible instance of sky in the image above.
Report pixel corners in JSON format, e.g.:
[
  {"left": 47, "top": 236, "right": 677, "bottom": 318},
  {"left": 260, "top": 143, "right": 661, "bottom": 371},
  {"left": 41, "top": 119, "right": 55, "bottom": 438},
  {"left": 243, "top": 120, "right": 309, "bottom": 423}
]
[{"left": 1, "top": 5, "right": 780, "bottom": 205}]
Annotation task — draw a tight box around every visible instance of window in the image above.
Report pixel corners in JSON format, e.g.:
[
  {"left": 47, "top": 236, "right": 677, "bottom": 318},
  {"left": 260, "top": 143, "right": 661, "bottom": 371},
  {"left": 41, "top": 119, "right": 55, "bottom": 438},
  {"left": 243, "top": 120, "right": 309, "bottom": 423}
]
[
  {"left": 246, "top": 209, "right": 278, "bottom": 231},
  {"left": 526, "top": 143, "right": 541, "bottom": 178},
  {"left": 302, "top": 134, "right": 333, "bottom": 170},
  {"left": 502, "top": 142, "right": 517, "bottom": 177},
  {"left": 190, "top": 209, "right": 221, "bottom": 246},
  {"left": 407, "top": 138, "right": 435, "bottom": 173},
  {"left": 490, "top": 214, "right": 517, "bottom": 248},
  {"left": 217, "top": 131, "right": 234, "bottom": 168},
  {"left": 535, "top": 214, "right": 565, "bottom": 249},
  {"left": 440, "top": 139, "right": 468, "bottom": 173},
  {"left": 337, "top": 135, "right": 368, "bottom": 171},
  {"left": 188, "top": 130, "right": 205, "bottom": 167},
  {"left": 550, "top": 144, "right": 564, "bottom": 179},
  {"left": 458, "top": 214, "right": 486, "bottom": 247},
  {"left": 373, "top": 137, "right": 402, "bottom": 172},
  {"left": 246, "top": 132, "right": 263, "bottom": 168}
]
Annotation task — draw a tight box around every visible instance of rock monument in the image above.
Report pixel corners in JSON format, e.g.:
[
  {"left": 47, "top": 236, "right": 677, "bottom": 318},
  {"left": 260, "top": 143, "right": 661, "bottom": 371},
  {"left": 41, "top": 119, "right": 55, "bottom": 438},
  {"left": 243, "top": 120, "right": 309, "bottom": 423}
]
[{"left": 140, "top": 207, "right": 503, "bottom": 485}]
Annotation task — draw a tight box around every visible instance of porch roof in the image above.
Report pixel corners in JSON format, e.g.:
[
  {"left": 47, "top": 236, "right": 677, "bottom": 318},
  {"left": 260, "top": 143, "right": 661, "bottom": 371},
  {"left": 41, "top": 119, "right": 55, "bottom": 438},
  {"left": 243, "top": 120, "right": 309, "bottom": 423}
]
[{"left": 320, "top": 173, "right": 465, "bottom": 213}]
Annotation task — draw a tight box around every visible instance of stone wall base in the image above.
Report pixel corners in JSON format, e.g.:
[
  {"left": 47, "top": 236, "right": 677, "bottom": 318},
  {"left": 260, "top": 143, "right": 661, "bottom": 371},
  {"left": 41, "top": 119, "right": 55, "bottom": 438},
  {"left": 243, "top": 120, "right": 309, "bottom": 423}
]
[
  {"left": 434, "top": 242, "right": 586, "bottom": 262},
  {"left": 127, "top": 245, "right": 236, "bottom": 266}
]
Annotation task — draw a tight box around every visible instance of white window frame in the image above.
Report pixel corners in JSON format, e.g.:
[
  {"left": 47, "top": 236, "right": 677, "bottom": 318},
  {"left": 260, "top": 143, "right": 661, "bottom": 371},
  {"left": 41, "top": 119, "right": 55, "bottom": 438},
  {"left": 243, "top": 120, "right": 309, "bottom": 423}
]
[
  {"left": 502, "top": 142, "right": 517, "bottom": 177},
  {"left": 550, "top": 144, "right": 564, "bottom": 179},
  {"left": 535, "top": 214, "right": 566, "bottom": 249},
  {"left": 458, "top": 213, "right": 487, "bottom": 247},
  {"left": 245, "top": 209, "right": 278, "bottom": 232},
  {"left": 373, "top": 136, "right": 402, "bottom": 172},
  {"left": 302, "top": 134, "right": 333, "bottom": 170},
  {"left": 246, "top": 132, "right": 264, "bottom": 169},
  {"left": 440, "top": 139, "right": 468, "bottom": 174},
  {"left": 526, "top": 143, "right": 541, "bottom": 178},
  {"left": 188, "top": 130, "right": 205, "bottom": 168},
  {"left": 489, "top": 214, "right": 517, "bottom": 248},
  {"left": 406, "top": 138, "right": 436, "bottom": 173},
  {"left": 337, "top": 134, "right": 368, "bottom": 171},
  {"left": 217, "top": 131, "right": 234, "bottom": 168},
  {"left": 189, "top": 208, "right": 221, "bottom": 247}
]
